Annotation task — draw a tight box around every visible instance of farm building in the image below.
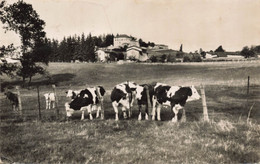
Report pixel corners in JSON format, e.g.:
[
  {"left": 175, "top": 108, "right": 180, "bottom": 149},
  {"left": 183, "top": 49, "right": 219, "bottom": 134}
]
[
  {"left": 95, "top": 49, "right": 110, "bottom": 62},
  {"left": 113, "top": 34, "right": 139, "bottom": 48},
  {"left": 126, "top": 46, "right": 148, "bottom": 61}
]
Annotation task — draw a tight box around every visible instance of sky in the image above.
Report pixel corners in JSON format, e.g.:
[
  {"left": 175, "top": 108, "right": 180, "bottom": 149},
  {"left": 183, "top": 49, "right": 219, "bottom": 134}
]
[{"left": 1, "top": 0, "right": 260, "bottom": 52}]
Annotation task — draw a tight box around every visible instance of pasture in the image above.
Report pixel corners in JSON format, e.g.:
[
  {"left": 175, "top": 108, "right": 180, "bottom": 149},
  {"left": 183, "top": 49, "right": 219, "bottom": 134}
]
[{"left": 1, "top": 61, "right": 260, "bottom": 163}]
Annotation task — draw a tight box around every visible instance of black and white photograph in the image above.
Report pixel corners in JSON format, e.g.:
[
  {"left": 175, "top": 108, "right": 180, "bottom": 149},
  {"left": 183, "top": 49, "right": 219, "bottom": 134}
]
[{"left": 0, "top": 0, "right": 260, "bottom": 163}]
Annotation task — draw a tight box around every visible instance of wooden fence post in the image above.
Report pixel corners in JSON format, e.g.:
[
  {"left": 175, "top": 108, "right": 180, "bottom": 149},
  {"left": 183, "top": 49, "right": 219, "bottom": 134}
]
[
  {"left": 247, "top": 76, "right": 250, "bottom": 96},
  {"left": 15, "top": 86, "right": 22, "bottom": 113},
  {"left": 52, "top": 85, "right": 59, "bottom": 119},
  {"left": 200, "top": 84, "right": 209, "bottom": 122},
  {"left": 37, "top": 86, "right": 41, "bottom": 121}
]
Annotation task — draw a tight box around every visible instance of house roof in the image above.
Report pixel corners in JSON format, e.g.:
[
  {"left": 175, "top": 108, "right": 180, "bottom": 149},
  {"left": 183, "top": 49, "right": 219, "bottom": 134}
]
[
  {"left": 115, "top": 34, "right": 131, "bottom": 38},
  {"left": 127, "top": 46, "right": 142, "bottom": 52}
]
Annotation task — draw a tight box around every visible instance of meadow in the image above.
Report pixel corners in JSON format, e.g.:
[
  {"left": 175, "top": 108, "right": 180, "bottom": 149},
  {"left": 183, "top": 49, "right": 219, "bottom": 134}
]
[{"left": 0, "top": 61, "right": 260, "bottom": 163}]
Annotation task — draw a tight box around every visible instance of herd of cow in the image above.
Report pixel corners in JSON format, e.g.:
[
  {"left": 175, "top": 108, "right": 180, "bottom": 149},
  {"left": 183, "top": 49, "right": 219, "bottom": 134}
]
[
  {"left": 4, "top": 81, "right": 201, "bottom": 122},
  {"left": 63, "top": 81, "right": 201, "bottom": 122}
]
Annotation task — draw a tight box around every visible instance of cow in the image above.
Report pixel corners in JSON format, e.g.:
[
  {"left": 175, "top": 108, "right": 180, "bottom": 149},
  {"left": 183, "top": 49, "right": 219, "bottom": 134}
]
[
  {"left": 65, "top": 86, "right": 106, "bottom": 120},
  {"left": 152, "top": 83, "right": 201, "bottom": 122},
  {"left": 135, "top": 84, "right": 155, "bottom": 120},
  {"left": 111, "top": 81, "right": 137, "bottom": 121},
  {"left": 65, "top": 90, "right": 81, "bottom": 99},
  {"left": 44, "top": 93, "right": 56, "bottom": 109},
  {"left": 4, "top": 91, "right": 19, "bottom": 111}
]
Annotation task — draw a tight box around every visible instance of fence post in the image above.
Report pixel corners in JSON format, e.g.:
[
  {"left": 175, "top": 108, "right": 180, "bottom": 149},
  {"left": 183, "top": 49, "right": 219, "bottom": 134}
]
[
  {"left": 247, "top": 76, "right": 250, "bottom": 96},
  {"left": 37, "top": 86, "right": 41, "bottom": 121},
  {"left": 52, "top": 85, "right": 59, "bottom": 119},
  {"left": 200, "top": 84, "right": 209, "bottom": 122},
  {"left": 15, "top": 86, "right": 22, "bottom": 114}
]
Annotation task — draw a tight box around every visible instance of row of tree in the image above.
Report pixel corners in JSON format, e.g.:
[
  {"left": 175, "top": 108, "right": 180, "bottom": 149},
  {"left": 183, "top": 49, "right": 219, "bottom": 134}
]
[{"left": 47, "top": 33, "right": 114, "bottom": 62}]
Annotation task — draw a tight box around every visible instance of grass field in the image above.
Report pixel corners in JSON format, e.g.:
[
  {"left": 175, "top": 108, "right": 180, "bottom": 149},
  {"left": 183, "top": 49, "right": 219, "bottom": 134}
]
[{"left": 1, "top": 61, "right": 260, "bottom": 163}]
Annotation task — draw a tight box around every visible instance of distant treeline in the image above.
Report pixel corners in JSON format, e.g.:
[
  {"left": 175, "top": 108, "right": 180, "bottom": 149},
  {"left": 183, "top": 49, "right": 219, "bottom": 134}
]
[{"left": 47, "top": 33, "right": 114, "bottom": 62}]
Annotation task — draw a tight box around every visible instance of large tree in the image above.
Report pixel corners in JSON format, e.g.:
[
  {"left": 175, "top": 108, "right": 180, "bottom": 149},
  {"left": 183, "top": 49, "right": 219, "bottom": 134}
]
[
  {"left": 241, "top": 46, "right": 257, "bottom": 58},
  {"left": 0, "top": 0, "right": 49, "bottom": 84}
]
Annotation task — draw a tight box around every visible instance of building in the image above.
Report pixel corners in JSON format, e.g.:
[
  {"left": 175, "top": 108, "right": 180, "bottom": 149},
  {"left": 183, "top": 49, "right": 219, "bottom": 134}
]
[
  {"left": 95, "top": 49, "right": 110, "bottom": 62},
  {"left": 126, "top": 46, "right": 148, "bottom": 61},
  {"left": 113, "top": 34, "right": 139, "bottom": 48}
]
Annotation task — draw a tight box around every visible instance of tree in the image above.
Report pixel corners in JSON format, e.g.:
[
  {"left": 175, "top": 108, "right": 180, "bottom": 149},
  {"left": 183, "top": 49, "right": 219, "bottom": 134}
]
[
  {"left": 180, "top": 44, "right": 183, "bottom": 52},
  {"left": 139, "top": 39, "right": 148, "bottom": 47},
  {"left": 215, "top": 45, "right": 225, "bottom": 52},
  {"left": 1, "top": 0, "right": 48, "bottom": 84},
  {"left": 0, "top": 44, "right": 18, "bottom": 77},
  {"left": 241, "top": 46, "right": 256, "bottom": 58}
]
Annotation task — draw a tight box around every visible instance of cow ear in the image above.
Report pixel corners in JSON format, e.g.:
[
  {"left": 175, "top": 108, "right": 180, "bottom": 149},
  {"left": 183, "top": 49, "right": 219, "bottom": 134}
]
[{"left": 65, "top": 91, "right": 68, "bottom": 94}]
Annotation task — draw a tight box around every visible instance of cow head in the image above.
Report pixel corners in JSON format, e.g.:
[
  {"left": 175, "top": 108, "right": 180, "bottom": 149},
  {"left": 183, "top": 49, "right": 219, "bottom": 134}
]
[
  {"left": 187, "top": 85, "right": 201, "bottom": 101},
  {"left": 66, "top": 90, "right": 73, "bottom": 98},
  {"left": 135, "top": 85, "right": 144, "bottom": 100},
  {"left": 66, "top": 90, "right": 78, "bottom": 99}
]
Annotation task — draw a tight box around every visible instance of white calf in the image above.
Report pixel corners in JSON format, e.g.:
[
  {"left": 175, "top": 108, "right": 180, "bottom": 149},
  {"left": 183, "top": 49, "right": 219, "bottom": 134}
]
[{"left": 44, "top": 93, "right": 56, "bottom": 109}]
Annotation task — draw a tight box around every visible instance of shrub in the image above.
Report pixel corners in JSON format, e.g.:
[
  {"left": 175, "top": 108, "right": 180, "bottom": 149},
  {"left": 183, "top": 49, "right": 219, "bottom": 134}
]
[
  {"left": 167, "top": 55, "right": 176, "bottom": 63},
  {"left": 150, "top": 55, "right": 157, "bottom": 62}
]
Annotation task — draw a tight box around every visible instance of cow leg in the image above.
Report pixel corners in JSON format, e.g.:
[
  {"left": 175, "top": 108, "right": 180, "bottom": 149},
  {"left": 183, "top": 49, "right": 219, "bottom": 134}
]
[
  {"left": 112, "top": 101, "right": 119, "bottom": 121},
  {"left": 138, "top": 104, "right": 142, "bottom": 121},
  {"left": 48, "top": 101, "right": 51, "bottom": 109},
  {"left": 46, "top": 100, "right": 49, "bottom": 109},
  {"left": 157, "top": 104, "right": 162, "bottom": 121},
  {"left": 145, "top": 102, "right": 149, "bottom": 120},
  {"left": 181, "top": 108, "right": 186, "bottom": 122},
  {"left": 96, "top": 105, "right": 101, "bottom": 118},
  {"left": 129, "top": 94, "right": 135, "bottom": 117},
  {"left": 87, "top": 105, "right": 93, "bottom": 120},
  {"left": 81, "top": 110, "right": 85, "bottom": 120},
  {"left": 52, "top": 101, "right": 55, "bottom": 108},
  {"left": 152, "top": 96, "right": 157, "bottom": 120},
  {"left": 172, "top": 106, "right": 178, "bottom": 122},
  {"left": 122, "top": 106, "right": 128, "bottom": 119}
]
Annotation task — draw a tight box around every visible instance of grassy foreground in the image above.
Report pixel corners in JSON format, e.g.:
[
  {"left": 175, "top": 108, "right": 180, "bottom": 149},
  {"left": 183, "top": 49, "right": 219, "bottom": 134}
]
[
  {"left": 0, "top": 120, "right": 259, "bottom": 163},
  {"left": 1, "top": 62, "right": 260, "bottom": 163}
]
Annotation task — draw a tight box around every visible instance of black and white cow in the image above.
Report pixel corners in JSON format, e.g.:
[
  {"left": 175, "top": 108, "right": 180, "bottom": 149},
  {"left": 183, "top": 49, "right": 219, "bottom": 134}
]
[
  {"left": 65, "top": 86, "right": 106, "bottom": 120},
  {"left": 135, "top": 84, "right": 155, "bottom": 120},
  {"left": 4, "top": 91, "right": 19, "bottom": 111},
  {"left": 44, "top": 93, "right": 56, "bottom": 109},
  {"left": 152, "top": 83, "right": 201, "bottom": 122},
  {"left": 111, "top": 81, "right": 137, "bottom": 121}
]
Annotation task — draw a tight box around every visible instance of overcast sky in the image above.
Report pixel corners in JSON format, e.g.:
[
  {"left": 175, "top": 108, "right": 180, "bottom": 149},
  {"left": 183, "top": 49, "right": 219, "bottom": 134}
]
[{"left": 1, "top": 0, "right": 260, "bottom": 52}]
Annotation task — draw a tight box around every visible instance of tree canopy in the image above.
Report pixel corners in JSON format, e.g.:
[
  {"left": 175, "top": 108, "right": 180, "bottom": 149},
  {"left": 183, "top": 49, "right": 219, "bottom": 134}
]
[{"left": 0, "top": 0, "right": 49, "bottom": 84}]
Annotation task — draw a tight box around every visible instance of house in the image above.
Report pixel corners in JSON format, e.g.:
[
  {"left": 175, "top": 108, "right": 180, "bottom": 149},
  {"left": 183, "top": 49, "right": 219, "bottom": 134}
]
[
  {"left": 95, "top": 49, "right": 110, "bottom": 62},
  {"left": 113, "top": 34, "right": 139, "bottom": 48},
  {"left": 126, "top": 46, "right": 148, "bottom": 61},
  {"left": 205, "top": 53, "right": 217, "bottom": 59}
]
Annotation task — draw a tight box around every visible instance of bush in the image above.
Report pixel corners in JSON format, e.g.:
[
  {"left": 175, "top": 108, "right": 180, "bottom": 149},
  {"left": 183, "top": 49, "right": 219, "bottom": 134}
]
[
  {"left": 183, "top": 54, "right": 202, "bottom": 62},
  {"left": 150, "top": 55, "right": 157, "bottom": 62},
  {"left": 167, "top": 55, "right": 176, "bottom": 63},
  {"left": 183, "top": 55, "right": 192, "bottom": 62}
]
